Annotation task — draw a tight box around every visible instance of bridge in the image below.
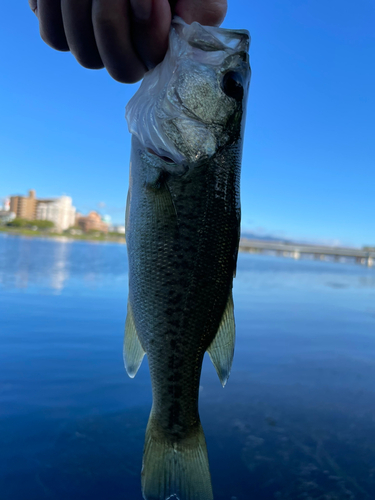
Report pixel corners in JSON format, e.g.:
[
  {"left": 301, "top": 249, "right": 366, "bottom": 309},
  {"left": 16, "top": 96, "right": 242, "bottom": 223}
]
[{"left": 239, "top": 239, "right": 375, "bottom": 267}]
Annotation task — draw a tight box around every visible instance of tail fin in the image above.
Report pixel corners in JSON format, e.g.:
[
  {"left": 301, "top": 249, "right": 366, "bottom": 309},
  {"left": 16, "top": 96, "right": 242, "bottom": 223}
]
[{"left": 141, "top": 416, "right": 213, "bottom": 500}]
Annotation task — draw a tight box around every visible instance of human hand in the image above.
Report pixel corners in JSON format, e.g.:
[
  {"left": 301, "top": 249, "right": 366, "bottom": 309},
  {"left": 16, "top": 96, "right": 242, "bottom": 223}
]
[{"left": 28, "top": 0, "right": 227, "bottom": 83}]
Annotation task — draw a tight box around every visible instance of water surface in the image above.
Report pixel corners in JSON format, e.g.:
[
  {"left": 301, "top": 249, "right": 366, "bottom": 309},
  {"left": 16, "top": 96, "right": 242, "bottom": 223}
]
[{"left": 1, "top": 234, "right": 375, "bottom": 499}]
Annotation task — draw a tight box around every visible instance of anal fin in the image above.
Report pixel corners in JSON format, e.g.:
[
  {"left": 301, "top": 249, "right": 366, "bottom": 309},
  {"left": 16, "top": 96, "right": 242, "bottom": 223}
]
[
  {"left": 123, "top": 301, "right": 145, "bottom": 378},
  {"left": 207, "top": 292, "right": 235, "bottom": 387}
]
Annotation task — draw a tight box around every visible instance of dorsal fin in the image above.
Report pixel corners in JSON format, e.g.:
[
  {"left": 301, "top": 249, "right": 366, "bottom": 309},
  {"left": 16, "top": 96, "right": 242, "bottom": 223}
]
[{"left": 207, "top": 292, "right": 235, "bottom": 387}]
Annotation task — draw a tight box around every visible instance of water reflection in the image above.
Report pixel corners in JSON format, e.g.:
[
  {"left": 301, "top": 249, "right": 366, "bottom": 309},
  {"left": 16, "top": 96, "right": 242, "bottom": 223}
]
[
  {"left": 0, "top": 234, "right": 128, "bottom": 292},
  {"left": 50, "top": 239, "right": 71, "bottom": 291},
  {"left": 0, "top": 234, "right": 71, "bottom": 290}
]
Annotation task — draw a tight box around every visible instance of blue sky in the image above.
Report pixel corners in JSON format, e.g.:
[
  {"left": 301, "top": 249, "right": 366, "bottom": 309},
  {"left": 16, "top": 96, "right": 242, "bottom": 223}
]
[{"left": 1, "top": 1, "right": 374, "bottom": 247}]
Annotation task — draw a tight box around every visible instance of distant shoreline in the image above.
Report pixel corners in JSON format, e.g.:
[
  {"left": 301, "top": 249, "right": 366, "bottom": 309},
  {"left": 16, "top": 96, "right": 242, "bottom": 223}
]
[{"left": 0, "top": 227, "right": 126, "bottom": 244}]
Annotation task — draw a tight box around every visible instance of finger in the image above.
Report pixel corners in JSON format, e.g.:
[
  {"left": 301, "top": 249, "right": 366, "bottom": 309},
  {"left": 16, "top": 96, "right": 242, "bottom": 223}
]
[
  {"left": 36, "top": 0, "right": 69, "bottom": 51},
  {"left": 130, "top": 0, "right": 171, "bottom": 70},
  {"left": 92, "top": 0, "right": 146, "bottom": 83},
  {"left": 61, "top": 0, "right": 104, "bottom": 69},
  {"left": 174, "top": 0, "right": 227, "bottom": 27}
]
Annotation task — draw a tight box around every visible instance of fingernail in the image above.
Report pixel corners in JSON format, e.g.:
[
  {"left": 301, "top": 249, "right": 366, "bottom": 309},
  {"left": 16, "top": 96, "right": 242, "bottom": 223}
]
[{"left": 130, "top": 0, "right": 152, "bottom": 21}]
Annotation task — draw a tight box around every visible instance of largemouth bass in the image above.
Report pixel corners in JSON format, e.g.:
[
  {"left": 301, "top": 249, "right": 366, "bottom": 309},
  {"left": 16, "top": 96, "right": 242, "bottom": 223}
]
[{"left": 124, "top": 18, "right": 250, "bottom": 500}]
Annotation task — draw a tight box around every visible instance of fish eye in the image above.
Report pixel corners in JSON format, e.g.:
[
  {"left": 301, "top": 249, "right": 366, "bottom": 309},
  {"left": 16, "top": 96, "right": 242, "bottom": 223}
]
[{"left": 221, "top": 71, "right": 244, "bottom": 101}]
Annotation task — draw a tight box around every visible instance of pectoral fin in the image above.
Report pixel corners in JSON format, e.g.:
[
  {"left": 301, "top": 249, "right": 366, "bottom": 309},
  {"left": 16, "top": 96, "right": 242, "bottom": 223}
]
[
  {"left": 123, "top": 301, "right": 145, "bottom": 378},
  {"left": 207, "top": 292, "right": 235, "bottom": 387}
]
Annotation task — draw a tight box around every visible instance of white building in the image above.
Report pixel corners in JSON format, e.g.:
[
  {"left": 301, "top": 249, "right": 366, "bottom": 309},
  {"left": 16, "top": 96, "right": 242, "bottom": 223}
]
[{"left": 36, "top": 196, "right": 76, "bottom": 231}]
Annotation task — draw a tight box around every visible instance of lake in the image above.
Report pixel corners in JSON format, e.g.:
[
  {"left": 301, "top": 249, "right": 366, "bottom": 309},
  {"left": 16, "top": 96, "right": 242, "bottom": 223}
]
[{"left": 1, "top": 234, "right": 375, "bottom": 500}]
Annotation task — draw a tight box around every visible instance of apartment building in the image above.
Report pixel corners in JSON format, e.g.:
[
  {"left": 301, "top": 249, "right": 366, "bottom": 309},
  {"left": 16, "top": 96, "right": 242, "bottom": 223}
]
[{"left": 10, "top": 190, "right": 37, "bottom": 219}]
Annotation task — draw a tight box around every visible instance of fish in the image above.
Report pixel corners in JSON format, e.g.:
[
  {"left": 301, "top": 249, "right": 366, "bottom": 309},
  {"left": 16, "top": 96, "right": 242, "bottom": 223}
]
[{"left": 124, "top": 17, "right": 251, "bottom": 500}]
